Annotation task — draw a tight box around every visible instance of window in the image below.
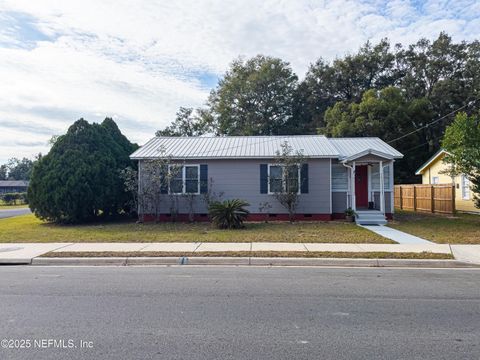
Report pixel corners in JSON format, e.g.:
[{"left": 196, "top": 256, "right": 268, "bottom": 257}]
[
  {"left": 170, "top": 166, "right": 183, "bottom": 194},
  {"left": 269, "top": 165, "right": 283, "bottom": 193},
  {"left": 432, "top": 176, "right": 439, "bottom": 184},
  {"left": 461, "top": 175, "right": 470, "bottom": 200},
  {"left": 371, "top": 163, "right": 391, "bottom": 191},
  {"left": 332, "top": 164, "right": 348, "bottom": 191},
  {"left": 185, "top": 166, "right": 199, "bottom": 193},
  {"left": 268, "top": 164, "right": 300, "bottom": 194},
  {"left": 168, "top": 165, "right": 199, "bottom": 194}
]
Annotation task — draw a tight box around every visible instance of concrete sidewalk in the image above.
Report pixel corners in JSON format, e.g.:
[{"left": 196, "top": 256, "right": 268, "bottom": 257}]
[
  {"left": 360, "top": 225, "right": 434, "bottom": 245},
  {"left": 450, "top": 245, "right": 480, "bottom": 265},
  {"left": 0, "top": 243, "right": 71, "bottom": 263},
  {"left": 0, "top": 241, "right": 461, "bottom": 264},
  {"left": 2, "top": 242, "right": 480, "bottom": 266}
]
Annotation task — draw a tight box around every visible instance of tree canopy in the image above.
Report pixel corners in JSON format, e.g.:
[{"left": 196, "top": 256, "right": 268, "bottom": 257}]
[
  {"left": 155, "top": 32, "right": 480, "bottom": 183},
  {"left": 208, "top": 55, "right": 299, "bottom": 135},
  {"left": 442, "top": 112, "right": 480, "bottom": 208},
  {"left": 0, "top": 157, "right": 35, "bottom": 180},
  {"left": 323, "top": 87, "right": 432, "bottom": 182},
  {"left": 28, "top": 118, "right": 138, "bottom": 223}
]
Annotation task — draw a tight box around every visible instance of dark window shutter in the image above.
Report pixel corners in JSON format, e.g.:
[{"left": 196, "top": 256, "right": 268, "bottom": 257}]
[
  {"left": 260, "top": 164, "right": 268, "bottom": 194},
  {"left": 160, "top": 165, "right": 168, "bottom": 194},
  {"left": 300, "top": 163, "right": 309, "bottom": 194},
  {"left": 200, "top": 164, "right": 208, "bottom": 194}
]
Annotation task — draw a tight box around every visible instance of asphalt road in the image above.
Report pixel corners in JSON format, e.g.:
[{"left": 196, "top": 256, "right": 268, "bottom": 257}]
[
  {"left": 0, "top": 266, "right": 479, "bottom": 360},
  {"left": 0, "top": 207, "right": 31, "bottom": 219}
]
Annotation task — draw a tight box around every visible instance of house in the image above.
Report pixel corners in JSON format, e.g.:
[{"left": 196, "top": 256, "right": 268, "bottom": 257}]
[
  {"left": 0, "top": 180, "right": 29, "bottom": 194},
  {"left": 130, "top": 135, "right": 403, "bottom": 224},
  {"left": 415, "top": 149, "right": 479, "bottom": 214}
]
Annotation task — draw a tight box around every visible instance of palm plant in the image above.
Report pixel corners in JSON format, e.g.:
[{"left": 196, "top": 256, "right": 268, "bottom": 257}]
[{"left": 208, "top": 199, "right": 250, "bottom": 229}]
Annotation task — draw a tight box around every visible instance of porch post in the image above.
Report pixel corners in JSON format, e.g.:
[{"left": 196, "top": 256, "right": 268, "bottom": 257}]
[
  {"left": 379, "top": 161, "right": 385, "bottom": 214},
  {"left": 351, "top": 161, "right": 356, "bottom": 211}
]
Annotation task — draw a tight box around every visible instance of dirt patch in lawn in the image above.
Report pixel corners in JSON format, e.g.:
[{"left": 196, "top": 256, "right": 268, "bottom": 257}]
[{"left": 41, "top": 251, "right": 452, "bottom": 259}]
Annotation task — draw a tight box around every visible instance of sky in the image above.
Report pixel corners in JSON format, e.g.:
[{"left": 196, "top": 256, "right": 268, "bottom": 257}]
[{"left": 0, "top": 0, "right": 479, "bottom": 164}]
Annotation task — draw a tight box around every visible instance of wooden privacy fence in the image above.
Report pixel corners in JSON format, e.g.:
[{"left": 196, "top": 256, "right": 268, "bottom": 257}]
[{"left": 394, "top": 184, "right": 455, "bottom": 214}]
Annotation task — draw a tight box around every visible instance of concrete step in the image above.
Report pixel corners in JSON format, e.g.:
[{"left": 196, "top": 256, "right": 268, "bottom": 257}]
[
  {"left": 355, "top": 212, "right": 387, "bottom": 226},
  {"left": 356, "top": 219, "right": 388, "bottom": 226}
]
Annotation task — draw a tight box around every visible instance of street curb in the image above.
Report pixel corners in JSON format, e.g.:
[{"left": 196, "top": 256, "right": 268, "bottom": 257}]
[
  {"left": 32, "top": 257, "right": 127, "bottom": 266},
  {"left": 0, "top": 258, "right": 32, "bottom": 265},
  {"left": 29, "top": 257, "right": 479, "bottom": 268}
]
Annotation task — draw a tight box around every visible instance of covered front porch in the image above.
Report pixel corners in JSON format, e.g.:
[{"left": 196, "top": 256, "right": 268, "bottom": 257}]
[{"left": 341, "top": 149, "right": 394, "bottom": 225}]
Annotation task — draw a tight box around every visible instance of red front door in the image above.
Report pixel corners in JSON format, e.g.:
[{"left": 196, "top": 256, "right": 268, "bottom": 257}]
[{"left": 355, "top": 165, "right": 368, "bottom": 208}]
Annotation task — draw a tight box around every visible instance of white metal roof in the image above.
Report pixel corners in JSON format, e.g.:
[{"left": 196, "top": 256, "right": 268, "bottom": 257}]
[
  {"left": 130, "top": 135, "right": 403, "bottom": 160},
  {"left": 329, "top": 138, "right": 403, "bottom": 160},
  {"left": 130, "top": 135, "right": 339, "bottom": 159}
]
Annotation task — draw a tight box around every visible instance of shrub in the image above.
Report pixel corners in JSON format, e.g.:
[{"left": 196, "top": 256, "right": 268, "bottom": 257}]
[
  {"left": 18, "top": 192, "right": 28, "bottom": 204},
  {"left": 0, "top": 192, "right": 28, "bottom": 205},
  {"left": 28, "top": 118, "right": 138, "bottom": 223},
  {"left": 1, "top": 193, "right": 17, "bottom": 205},
  {"left": 208, "top": 199, "right": 250, "bottom": 229}
]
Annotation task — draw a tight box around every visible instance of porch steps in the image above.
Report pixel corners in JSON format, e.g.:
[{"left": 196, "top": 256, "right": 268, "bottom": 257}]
[{"left": 355, "top": 211, "right": 387, "bottom": 226}]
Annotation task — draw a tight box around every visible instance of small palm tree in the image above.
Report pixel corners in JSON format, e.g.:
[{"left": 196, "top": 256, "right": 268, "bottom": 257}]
[{"left": 208, "top": 199, "right": 250, "bottom": 229}]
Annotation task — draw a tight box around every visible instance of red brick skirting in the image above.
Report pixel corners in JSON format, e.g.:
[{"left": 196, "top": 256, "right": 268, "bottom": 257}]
[
  {"left": 140, "top": 213, "right": 394, "bottom": 222},
  {"left": 141, "top": 213, "right": 333, "bottom": 222}
]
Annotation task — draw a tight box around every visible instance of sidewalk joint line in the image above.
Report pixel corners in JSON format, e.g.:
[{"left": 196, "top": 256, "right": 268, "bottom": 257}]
[
  {"left": 137, "top": 244, "right": 151, "bottom": 251},
  {"left": 248, "top": 242, "right": 252, "bottom": 265},
  {"left": 193, "top": 242, "right": 202, "bottom": 253},
  {"left": 51, "top": 243, "right": 75, "bottom": 252}
]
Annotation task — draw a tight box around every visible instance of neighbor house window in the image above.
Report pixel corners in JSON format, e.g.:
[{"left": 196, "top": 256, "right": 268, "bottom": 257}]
[
  {"left": 168, "top": 165, "right": 200, "bottom": 194},
  {"left": 268, "top": 164, "right": 299, "bottom": 194},
  {"left": 332, "top": 164, "right": 348, "bottom": 191},
  {"left": 432, "top": 176, "right": 439, "bottom": 184},
  {"left": 461, "top": 175, "right": 470, "bottom": 200},
  {"left": 371, "top": 163, "right": 391, "bottom": 191}
]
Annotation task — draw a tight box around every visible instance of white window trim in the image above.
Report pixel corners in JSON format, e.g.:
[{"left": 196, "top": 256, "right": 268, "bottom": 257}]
[
  {"left": 267, "top": 163, "right": 301, "bottom": 195},
  {"left": 168, "top": 164, "right": 200, "bottom": 195},
  {"left": 432, "top": 176, "right": 439, "bottom": 185},
  {"left": 331, "top": 163, "right": 349, "bottom": 192},
  {"left": 461, "top": 174, "right": 470, "bottom": 200}
]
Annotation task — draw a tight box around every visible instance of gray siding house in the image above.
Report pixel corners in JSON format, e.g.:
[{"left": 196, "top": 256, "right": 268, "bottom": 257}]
[
  {"left": 0, "top": 180, "right": 29, "bottom": 194},
  {"left": 130, "top": 135, "right": 403, "bottom": 224}
]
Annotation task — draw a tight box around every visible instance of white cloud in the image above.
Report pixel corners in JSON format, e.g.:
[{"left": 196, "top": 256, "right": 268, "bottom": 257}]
[{"left": 0, "top": 0, "right": 478, "bottom": 163}]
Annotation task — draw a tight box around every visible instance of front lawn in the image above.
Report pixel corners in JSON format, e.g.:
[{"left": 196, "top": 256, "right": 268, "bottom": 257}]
[
  {"left": 0, "top": 204, "right": 29, "bottom": 209},
  {"left": 0, "top": 214, "right": 391, "bottom": 243},
  {"left": 390, "top": 210, "right": 480, "bottom": 244},
  {"left": 0, "top": 199, "right": 29, "bottom": 209}
]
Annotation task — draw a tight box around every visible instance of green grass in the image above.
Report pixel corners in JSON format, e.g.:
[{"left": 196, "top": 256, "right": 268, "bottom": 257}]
[
  {"left": 0, "top": 214, "right": 392, "bottom": 243},
  {"left": 390, "top": 210, "right": 480, "bottom": 244},
  {"left": 0, "top": 200, "right": 29, "bottom": 209},
  {"left": 41, "top": 250, "right": 452, "bottom": 259}
]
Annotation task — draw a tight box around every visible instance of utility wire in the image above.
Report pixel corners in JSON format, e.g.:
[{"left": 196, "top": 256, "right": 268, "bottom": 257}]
[
  {"left": 387, "top": 98, "right": 479, "bottom": 145},
  {"left": 400, "top": 134, "right": 444, "bottom": 155}
]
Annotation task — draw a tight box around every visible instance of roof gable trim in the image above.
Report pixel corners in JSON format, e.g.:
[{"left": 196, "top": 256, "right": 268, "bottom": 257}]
[
  {"left": 415, "top": 149, "right": 450, "bottom": 175},
  {"left": 341, "top": 149, "right": 395, "bottom": 162}
]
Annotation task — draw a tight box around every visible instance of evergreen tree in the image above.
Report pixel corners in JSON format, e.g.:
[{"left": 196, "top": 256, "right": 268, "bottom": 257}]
[{"left": 28, "top": 118, "right": 138, "bottom": 223}]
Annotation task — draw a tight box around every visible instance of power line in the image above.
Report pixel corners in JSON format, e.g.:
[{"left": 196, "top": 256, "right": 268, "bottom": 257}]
[
  {"left": 400, "top": 134, "right": 444, "bottom": 155},
  {"left": 387, "top": 98, "right": 479, "bottom": 145}
]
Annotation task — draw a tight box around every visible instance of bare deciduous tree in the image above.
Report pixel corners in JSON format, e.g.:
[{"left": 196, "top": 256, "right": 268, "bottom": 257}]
[{"left": 272, "top": 141, "right": 305, "bottom": 222}]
